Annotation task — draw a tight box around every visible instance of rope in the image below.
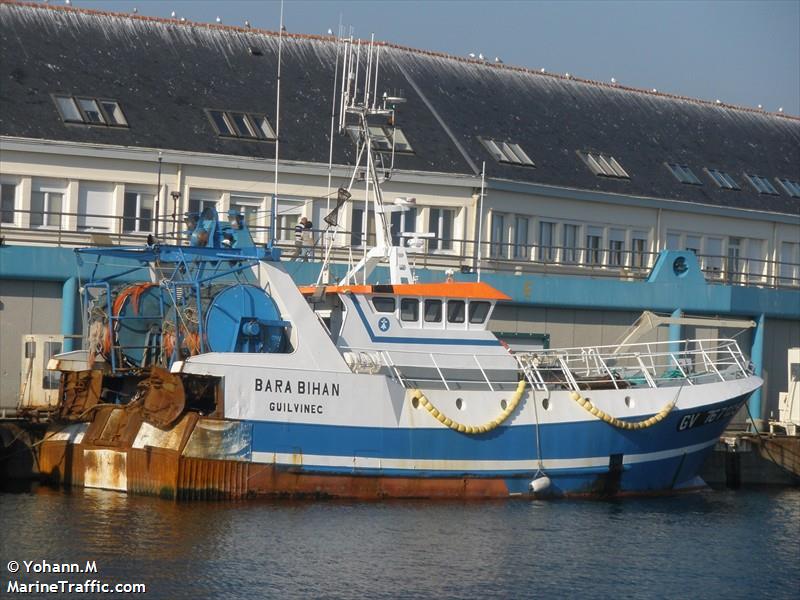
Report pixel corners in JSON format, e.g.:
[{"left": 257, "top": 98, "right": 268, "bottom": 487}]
[
  {"left": 411, "top": 379, "right": 527, "bottom": 435},
  {"left": 569, "top": 389, "right": 677, "bottom": 430}
]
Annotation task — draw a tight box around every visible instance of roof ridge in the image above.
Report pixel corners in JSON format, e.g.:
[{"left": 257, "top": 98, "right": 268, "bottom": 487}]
[{"left": 3, "top": 0, "right": 798, "bottom": 122}]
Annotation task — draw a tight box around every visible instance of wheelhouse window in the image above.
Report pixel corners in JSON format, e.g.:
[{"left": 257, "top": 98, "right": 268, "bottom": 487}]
[
  {"left": 400, "top": 298, "right": 419, "bottom": 322},
  {"left": 468, "top": 301, "right": 491, "bottom": 324},
  {"left": 372, "top": 297, "right": 396, "bottom": 313},
  {"left": 447, "top": 300, "right": 465, "bottom": 324},
  {"left": 424, "top": 299, "right": 442, "bottom": 323},
  {"left": 123, "top": 191, "right": 154, "bottom": 233},
  {"left": 206, "top": 109, "right": 276, "bottom": 141},
  {"left": 53, "top": 95, "right": 128, "bottom": 127}
]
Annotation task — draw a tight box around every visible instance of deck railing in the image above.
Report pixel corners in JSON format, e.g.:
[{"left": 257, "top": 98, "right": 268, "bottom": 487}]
[{"left": 1, "top": 208, "right": 798, "bottom": 289}]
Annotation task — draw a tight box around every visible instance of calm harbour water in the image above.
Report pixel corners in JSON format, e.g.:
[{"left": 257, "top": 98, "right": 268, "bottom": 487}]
[{"left": 1, "top": 486, "right": 798, "bottom": 599}]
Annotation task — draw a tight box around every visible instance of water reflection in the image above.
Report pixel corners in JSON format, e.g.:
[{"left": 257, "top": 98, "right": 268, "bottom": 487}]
[{"left": 1, "top": 487, "right": 798, "bottom": 599}]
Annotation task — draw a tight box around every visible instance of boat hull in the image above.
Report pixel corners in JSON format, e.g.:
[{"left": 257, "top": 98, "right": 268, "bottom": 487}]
[{"left": 38, "top": 382, "right": 758, "bottom": 500}]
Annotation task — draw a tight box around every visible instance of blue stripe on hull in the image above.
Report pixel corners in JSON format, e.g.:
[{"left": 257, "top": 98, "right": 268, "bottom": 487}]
[{"left": 251, "top": 393, "right": 750, "bottom": 464}]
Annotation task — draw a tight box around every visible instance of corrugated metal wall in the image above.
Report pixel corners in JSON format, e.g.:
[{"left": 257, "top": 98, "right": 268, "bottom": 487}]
[{"left": 0, "top": 280, "right": 63, "bottom": 411}]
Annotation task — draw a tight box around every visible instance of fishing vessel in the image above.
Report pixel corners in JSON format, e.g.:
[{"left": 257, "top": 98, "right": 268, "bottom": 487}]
[{"left": 37, "top": 35, "right": 762, "bottom": 500}]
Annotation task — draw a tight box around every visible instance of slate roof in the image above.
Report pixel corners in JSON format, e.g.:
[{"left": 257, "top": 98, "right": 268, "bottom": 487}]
[{"left": 1, "top": 1, "right": 799, "bottom": 215}]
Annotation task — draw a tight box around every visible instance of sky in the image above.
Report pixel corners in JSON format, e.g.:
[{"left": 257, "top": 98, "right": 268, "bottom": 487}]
[{"left": 61, "top": 0, "right": 799, "bottom": 116}]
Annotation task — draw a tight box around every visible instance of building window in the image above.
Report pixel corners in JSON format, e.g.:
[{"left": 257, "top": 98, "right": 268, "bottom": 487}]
[
  {"left": 480, "top": 138, "right": 535, "bottom": 166},
  {"left": 776, "top": 178, "right": 800, "bottom": 198},
  {"left": 490, "top": 213, "right": 506, "bottom": 258},
  {"left": 1, "top": 183, "right": 16, "bottom": 224},
  {"left": 391, "top": 207, "right": 417, "bottom": 246},
  {"left": 538, "top": 221, "right": 555, "bottom": 262},
  {"left": 206, "top": 109, "right": 276, "bottom": 140},
  {"left": 706, "top": 169, "right": 740, "bottom": 190},
  {"left": 579, "top": 151, "right": 629, "bottom": 178},
  {"left": 53, "top": 95, "right": 128, "bottom": 127},
  {"left": 123, "top": 191, "right": 154, "bottom": 233},
  {"left": 428, "top": 208, "right": 454, "bottom": 251},
  {"left": 632, "top": 232, "right": 648, "bottom": 268},
  {"left": 585, "top": 226, "right": 602, "bottom": 265},
  {"left": 563, "top": 224, "right": 579, "bottom": 264},
  {"left": 230, "top": 196, "right": 262, "bottom": 230},
  {"left": 779, "top": 242, "right": 799, "bottom": 285},
  {"left": 745, "top": 174, "right": 779, "bottom": 195},
  {"left": 513, "top": 216, "right": 529, "bottom": 259},
  {"left": 705, "top": 237, "right": 723, "bottom": 277},
  {"left": 746, "top": 238, "right": 765, "bottom": 283},
  {"left": 31, "top": 190, "right": 63, "bottom": 228},
  {"left": 666, "top": 163, "right": 702, "bottom": 185},
  {"left": 351, "top": 206, "right": 376, "bottom": 247},
  {"left": 726, "top": 237, "right": 742, "bottom": 283},
  {"left": 608, "top": 228, "right": 625, "bottom": 267},
  {"left": 188, "top": 198, "right": 218, "bottom": 217}
]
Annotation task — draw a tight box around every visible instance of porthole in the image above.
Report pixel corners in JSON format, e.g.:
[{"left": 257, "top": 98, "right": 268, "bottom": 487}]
[
  {"left": 542, "top": 397, "right": 550, "bottom": 411},
  {"left": 500, "top": 399, "right": 508, "bottom": 410},
  {"left": 411, "top": 396, "right": 419, "bottom": 409},
  {"left": 625, "top": 396, "right": 634, "bottom": 408},
  {"left": 456, "top": 398, "right": 464, "bottom": 410}
]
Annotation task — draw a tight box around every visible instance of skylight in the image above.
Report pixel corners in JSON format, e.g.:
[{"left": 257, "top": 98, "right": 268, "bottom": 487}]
[
  {"left": 480, "top": 138, "right": 535, "bottom": 166},
  {"left": 53, "top": 95, "right": 128, "bottom": 127},
  {"left": 776, "top": 178, "right": 800, "bottom": 198},
  {"left": 666, "top": 163, "right": 702, "bottom": 185},
  {"left": 745, "top": 174, "right": 779, "bottom": 195},
  {"left": 579, "top": 151, "right": 629, "bottom": 178},
  {"left": 347, "top": 125, "right": 414, "bottom": 153},
  {"left": 206, "top": 109, "right": 276, "bottom": 140},
  {"left": 706, "top": 169, "right": 740, "bottom": 190}
]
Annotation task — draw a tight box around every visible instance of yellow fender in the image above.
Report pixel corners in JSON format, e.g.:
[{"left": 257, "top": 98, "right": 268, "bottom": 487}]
[
  {"left": 569, "top": 391, "right": 675, "bottom": 430},
  {"left": 410, "top": 379, "right": 527, "bottom": 435}
]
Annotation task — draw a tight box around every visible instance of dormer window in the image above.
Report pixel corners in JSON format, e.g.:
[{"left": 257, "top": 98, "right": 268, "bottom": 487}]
[
  {"left": 579, "top": 151, "right": 629, "bottom": 178},
  {"left": 480, "top": 138, "right": 535, "bottom": 166},
  {"left": 347, "top": 125, "right": 414, "bottom": 154},
  {"left": 666, "top": 163, "right": 702, "bottom": 185},
  {"left": 777, "top": 178, "right": 800, "bottom": 198},
  {"left": 745, "top": 174, "right": 779, "bottom": 195},
  {"left": 706, "top": 168, "right": 740, "bottom": 190},
  {"left": 206, "top": 109, "right": 276, "bottom": 140},
  {"left": 53, "top": 95, "right": 128, "bottom": 127}
]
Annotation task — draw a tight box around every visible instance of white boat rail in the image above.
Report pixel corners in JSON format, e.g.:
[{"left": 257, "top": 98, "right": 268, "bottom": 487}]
[{"left": 340, "top": 338, "right": 752, "bottom": 393}]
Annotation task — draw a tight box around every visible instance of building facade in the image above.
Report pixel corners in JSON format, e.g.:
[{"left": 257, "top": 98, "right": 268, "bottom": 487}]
[{"left": 1, "top": 1, "right": 798, "bottom": 421}]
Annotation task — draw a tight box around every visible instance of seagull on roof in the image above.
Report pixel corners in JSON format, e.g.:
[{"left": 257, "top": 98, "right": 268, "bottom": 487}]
[
  {"left": 611, "top": 77, "right": 616, "bottom": 84},
  {"left": 216, "top": 16, "right": 222, "bottom": 23},
  {"left": 468, "top": 53, "right": 476, "bottom": 58},
  {"left": 478, "top": 53, "right": 485, "bottom": 60},
  {"left": 171, "top": 10, "right": 177, "bottom": 17},
  {"left": 245, "top": 20, "right": 251, "bottom": 27},
  {"left": 494, "top": 57, "right": 503, "bottom": 63}
]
